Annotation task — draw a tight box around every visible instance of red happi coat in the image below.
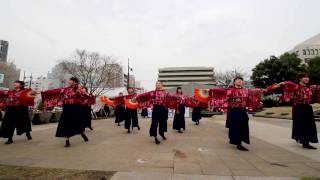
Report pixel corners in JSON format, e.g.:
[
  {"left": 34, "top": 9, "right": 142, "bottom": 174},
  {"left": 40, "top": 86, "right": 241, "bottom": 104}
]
[
  {"left": 135, "top": 90, "right": 184, "bottom": 109},
  {"left": 41, "top": 85, "right": 95, "bottom": 108},
  {"left": 176, "top": 94, "right": 198, "bottom": 108},
  {"left": 280, "top": 81, "right": 320, "bottom": 105},
  {"left": 0, "top": 89, "right": 35, "bottom": 107},
  {"left": 81, "top": 94, "right": 96, "bottom": 106},
  {"left": 208, "top": 87, "right": 264, "bottom": 112}
]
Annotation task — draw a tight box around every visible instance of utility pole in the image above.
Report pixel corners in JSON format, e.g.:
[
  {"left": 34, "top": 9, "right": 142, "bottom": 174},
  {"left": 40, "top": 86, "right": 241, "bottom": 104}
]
[
  {"left": 127, "top": 58, "right": 130, "bottom": 89},
  {"left": 29, "top": 73, "right": 33, "bottom": 88}
]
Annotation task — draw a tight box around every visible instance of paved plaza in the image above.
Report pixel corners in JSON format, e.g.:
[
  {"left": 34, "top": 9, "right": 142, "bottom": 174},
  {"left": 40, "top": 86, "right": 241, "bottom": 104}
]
[{"left": 0, "top": 115, "right": 320, "bottom": 180}]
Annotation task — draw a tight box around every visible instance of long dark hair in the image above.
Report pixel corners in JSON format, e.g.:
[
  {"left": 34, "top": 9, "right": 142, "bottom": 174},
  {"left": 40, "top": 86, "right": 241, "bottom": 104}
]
[
  {"left": 14, "top": 80, "right": 25, "bottom": 90},
  {"left": 176, "top": 87, "right": 183, "bottom": 94}
]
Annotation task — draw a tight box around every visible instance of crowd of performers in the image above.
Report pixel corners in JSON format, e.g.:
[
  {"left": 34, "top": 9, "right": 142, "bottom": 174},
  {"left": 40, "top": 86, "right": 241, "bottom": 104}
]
[
  {"left": 0, "top": 73, "right": 319, "bottom": 151},
  {"left": 0, "top": 77, "right": 95, "bottom": 147}
]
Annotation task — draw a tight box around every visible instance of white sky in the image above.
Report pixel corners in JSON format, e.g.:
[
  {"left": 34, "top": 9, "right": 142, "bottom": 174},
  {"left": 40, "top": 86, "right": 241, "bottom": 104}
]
[{"left": 1, "top": 0, "right": 320, "bottom": 90}]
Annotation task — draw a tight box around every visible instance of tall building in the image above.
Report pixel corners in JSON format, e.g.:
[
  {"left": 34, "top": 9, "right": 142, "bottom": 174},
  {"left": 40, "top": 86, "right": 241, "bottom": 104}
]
[
  {"left": 290, "top": 33, "right": 320, "bottom": 64},
  {"left": 158, "top": 67, "right": 215, "bottom": 88},
  {"left": 0, "top": 40, "right": 9, "bottom": 62}
]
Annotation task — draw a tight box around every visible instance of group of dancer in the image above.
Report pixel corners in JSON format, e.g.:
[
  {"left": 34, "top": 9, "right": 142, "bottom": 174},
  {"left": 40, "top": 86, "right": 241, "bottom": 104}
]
[
  {"left": 208, "top": 74, "right": 319, "bottom": 151},
  {"left": 108, "top": 73, "right": 319, "bottom": 150},
  {"left": 110, "top": 81, "right": 202, "bottom": 144},
  {"left": 0, "top": 77, "right": 95, "bottom": 147},
  {"left": 0, "top": 73, "right": 319, "bottom": 151}
]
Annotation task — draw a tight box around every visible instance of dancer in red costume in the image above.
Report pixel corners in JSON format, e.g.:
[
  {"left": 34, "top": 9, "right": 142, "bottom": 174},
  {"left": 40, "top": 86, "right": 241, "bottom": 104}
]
[
  {"left": 272, "top": 73, "right": 320, "bottom": 149},
  {"left": 0, "top": 81, "right": 35, "bottom": 144}
]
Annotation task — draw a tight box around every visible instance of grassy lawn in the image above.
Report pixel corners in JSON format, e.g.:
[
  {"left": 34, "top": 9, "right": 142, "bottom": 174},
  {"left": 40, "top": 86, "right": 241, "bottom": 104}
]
[
  {"left": 254, "top": 103, "right": 320, "bottom": 119},
  {"left": 0, "top": 164, "right": 114, "bottom": 180}
]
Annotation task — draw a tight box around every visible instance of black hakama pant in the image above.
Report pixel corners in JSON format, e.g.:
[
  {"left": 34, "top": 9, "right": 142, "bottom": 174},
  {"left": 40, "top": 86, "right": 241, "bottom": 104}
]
[
  {"left": 56, "top": 104, "right": 85, "bottom": 138},
  {"left": 150, "top": 105, "right": 167, "bottom": 137},
  {"left": 0, "top": 106, "right": 32, "bottom": 138},
  {"left": 81, "top": 106, "right": 92, "bottom": 129},
  {"left": 228, "top": 107, "right": 250, "bottom": 145},
  {"left": 114, "top": 104, "right": 125, "bottom": 124},
  {"left": 173, "top": 105, "right": 186, "bottom": 130},
  {"left": 125, "top": 108, "right": 139, "bottom": 130},
  {"left": 226, "top": 108, "right": 231, "bottom": 128},
  {"left": 192, "top": 107, "right": 201, "bottom": 122},
  {"left": 141, "top": 108, "right": 148, "bottom": 118},
  {"left": 292, "top": 104, "right": 318, "bottom": 144}
]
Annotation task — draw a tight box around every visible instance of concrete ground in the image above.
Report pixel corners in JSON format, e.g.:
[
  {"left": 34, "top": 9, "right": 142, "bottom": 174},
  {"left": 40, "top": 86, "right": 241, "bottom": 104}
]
[{"left": 0, "top": 115, "right": 320, "bottom": 180}]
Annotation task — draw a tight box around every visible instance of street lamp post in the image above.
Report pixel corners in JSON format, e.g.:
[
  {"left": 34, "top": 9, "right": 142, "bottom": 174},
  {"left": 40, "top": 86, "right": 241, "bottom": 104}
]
[{"left": 127, "top": 58, "right": 133, "bottom": 89}]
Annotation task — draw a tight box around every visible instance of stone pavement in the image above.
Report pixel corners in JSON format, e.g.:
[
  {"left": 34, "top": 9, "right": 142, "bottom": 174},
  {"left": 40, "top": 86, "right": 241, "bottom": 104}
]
[{"left": 0, "top": 115, "right": 319, "bottom": 180}]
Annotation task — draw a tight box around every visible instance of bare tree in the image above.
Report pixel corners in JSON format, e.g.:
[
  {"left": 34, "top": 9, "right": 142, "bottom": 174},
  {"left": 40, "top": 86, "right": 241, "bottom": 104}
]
[
  {"left": 58, "top": 49, "right": 122, "bottom": 96},
  {"left": 215, "top": 69, "right": 248, "bottom": 87}
]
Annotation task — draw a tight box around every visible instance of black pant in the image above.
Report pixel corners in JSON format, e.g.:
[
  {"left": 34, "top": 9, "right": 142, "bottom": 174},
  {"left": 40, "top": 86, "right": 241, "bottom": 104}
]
[
  {"left": 56, "top": 104, "right": 85, "bottom": 138},
  {"left": 173, "top": 105, "right": 185, "bottom": 130},
  {"left": 292, "top": 104, "right": 318, "bottom": 144},
  {"left": 125, "top": 108, "right": 139, "bottom": 130},
  {"left": 0, "top": 106, "right": 32, "bottom": 138},
  {"left": 150, "top": 105, "right": 167, "bottom": 137},
  {"left": 228, "top": 107, "right": 250, "bottom": 145}
]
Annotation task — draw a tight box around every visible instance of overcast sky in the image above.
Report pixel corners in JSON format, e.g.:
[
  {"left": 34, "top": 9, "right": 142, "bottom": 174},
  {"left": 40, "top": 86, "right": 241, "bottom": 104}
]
[{"left": 1, "top": 0, "right": 320, "bottom": 89}]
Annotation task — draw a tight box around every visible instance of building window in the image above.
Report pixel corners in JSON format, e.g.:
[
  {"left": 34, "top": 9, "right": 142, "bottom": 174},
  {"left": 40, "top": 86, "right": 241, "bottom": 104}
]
[
  {"left": 311, "top": 49, "right": 314, "bottom": 55},
  {"left": 303, "top": 50, "right": 306, "bottom": 55},
  {"left": 315, "top": 49, "right": 319, "bottom": 55},
  {"left": 307, "top": 49, "right": 310, "bottom": 55}
]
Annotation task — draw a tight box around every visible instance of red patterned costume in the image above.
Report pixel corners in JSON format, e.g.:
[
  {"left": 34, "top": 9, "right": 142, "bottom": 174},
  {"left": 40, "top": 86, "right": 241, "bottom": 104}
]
[
  {"left": 280, "top": 81, "right": 320, "bottom": 144},
  {"left": 135, "top": 90, "right": 182, "bottom": 138},
  {"left": 41, "top": 86, "right": 94, "bottom": 108},
  {"left": 0, "top": 89, "right": 34, "bottom": 140},
  {"left": 207, "top": 87, "right": 265, "bottom": 112},
  {"left": 173, "top": 93, "right": 186, "bottom": 132},
  {"left": 41, "top": 85, "right": 95, "bottom": 138},
  {"left": 203, "top": 87, "right": 268, "bottom": 146}
]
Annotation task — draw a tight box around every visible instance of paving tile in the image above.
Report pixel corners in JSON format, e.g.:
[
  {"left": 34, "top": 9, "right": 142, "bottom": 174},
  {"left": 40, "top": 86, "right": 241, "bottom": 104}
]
[
  {"left": 111, "top": 172, "right": 172, "bottom": 180},
  {"left": 0, "top": 116, "right": 319, "bottom": 178},
  {"left": 173, "top": 174, "right": 233, "bottom": 180},
  {"left": 232, "top": 169, "right": 265, "bottom": 176},
  {"left": 173, "top": 162, "right": 202, "bottom": 174},
  {"left": 234, "top": 177, "right": 298, "bottom": 180}
]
